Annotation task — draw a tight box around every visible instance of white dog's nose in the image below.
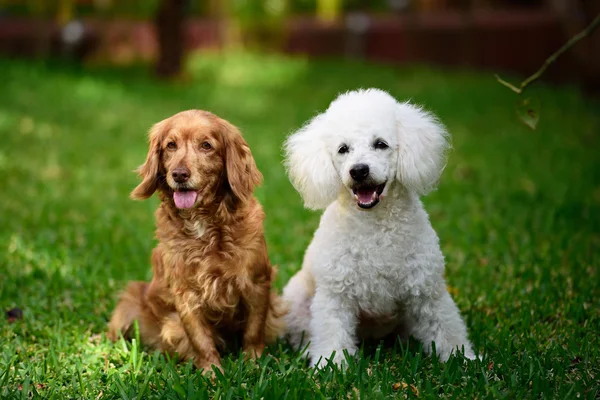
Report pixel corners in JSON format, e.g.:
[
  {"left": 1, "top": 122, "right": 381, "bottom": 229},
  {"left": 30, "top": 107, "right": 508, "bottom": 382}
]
[{"left": 350, "top": 164, "right": 369, "bottom": 181}]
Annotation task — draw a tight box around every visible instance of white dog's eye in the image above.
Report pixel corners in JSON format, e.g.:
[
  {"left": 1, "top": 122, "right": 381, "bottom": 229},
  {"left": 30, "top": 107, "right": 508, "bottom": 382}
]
[
  {"left": 374, "top": 140, "right": 389, "bottom": 150},
  {"left": 338, "top": 144, "right": 349, "bottom": 154}
]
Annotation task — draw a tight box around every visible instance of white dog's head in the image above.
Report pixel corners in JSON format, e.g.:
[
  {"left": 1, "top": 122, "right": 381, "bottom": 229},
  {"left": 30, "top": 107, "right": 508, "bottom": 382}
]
[{"left": 284, "top": 88, "right": 450, "bottom": 210}]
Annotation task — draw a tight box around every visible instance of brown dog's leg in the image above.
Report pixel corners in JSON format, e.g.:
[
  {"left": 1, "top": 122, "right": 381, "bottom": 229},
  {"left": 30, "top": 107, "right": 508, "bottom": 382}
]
[
  {"left": 147, "top": 247, "right": 174, "bottom": 316},
  {"left": 241, "top": 282, "right": 270, "bottom": 359},
  {"left": 174, "top": 294, "right": 222, "bottom": 374},
  {"left": 146, "top": 274, "right": 175, "bottom": 319}
]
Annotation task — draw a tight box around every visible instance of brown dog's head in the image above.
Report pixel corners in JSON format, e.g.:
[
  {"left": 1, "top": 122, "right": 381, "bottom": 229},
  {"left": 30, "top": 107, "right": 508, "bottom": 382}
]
[{"left": 131, "top": 110, "right": 262, "bottom": 209}]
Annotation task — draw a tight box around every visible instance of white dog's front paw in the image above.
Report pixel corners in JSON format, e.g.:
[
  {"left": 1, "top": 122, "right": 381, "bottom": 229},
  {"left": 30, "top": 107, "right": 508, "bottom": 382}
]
[
  {"left": 310, "top": 348, "right": 355, "bottom": 369},
  {"left": 309, "top": 355, "right": 325, "bottom": 369},
  {"left": 447, "top": 347, "right": 480, "bottom": 362},
  {"left": 463, "top": 350, "right": 483, "bottom": 361}
]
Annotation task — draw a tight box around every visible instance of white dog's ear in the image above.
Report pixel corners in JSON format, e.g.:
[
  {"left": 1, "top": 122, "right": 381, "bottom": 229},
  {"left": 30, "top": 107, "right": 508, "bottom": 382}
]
[
  {"left": 284, "top": 116, "right": 340, "bottom": 210},
  {"left": 395, "top": 102, "right": 450, "bottom": 195}
]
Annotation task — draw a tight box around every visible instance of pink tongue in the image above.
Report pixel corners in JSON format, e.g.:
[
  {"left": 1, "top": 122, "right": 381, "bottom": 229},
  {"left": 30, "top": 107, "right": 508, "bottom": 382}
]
[
  {"left": 356, "top": 188, "right": 377, "bottom": 204},
  {"left": 173, "top": 191, "right": 198, "bottom": 209}
]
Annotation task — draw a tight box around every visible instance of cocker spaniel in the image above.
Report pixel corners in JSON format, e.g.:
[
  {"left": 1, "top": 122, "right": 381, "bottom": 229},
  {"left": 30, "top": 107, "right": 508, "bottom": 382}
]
[{"left": 108, "top": 110, "right": 285, "bottom": 374}]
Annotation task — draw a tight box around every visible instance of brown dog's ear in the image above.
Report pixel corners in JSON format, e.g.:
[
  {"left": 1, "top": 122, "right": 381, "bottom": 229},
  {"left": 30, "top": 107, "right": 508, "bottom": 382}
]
[
  {"left": 221, "top": 120, "right": 262, "bottom": 204},
  {"left": 130, "top": 121, "right": 166, "bottom": 200}
]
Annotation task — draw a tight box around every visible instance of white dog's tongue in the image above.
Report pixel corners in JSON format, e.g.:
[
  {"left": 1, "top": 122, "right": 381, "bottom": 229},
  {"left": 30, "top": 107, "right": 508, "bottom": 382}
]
[
  {"left": 356, "top": 187, "right": 377, "bottom": 204},
  {"left": 173, "top": 191, "right": 198, "bottom": 209}
]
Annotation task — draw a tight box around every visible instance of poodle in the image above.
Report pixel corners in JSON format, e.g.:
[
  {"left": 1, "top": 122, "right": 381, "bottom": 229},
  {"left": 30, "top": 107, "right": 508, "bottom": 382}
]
[{"left": 282, "top": 89, "right": 476, "bottom": 367}]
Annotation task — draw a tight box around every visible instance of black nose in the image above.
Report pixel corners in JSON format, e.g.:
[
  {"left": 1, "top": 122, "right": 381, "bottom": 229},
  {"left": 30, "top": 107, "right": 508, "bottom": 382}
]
[
  {"left": 349, "top": 164, "right": 370, "bottom": 181},
  {"left": 172, "top": 167, "right": 190, "bottom": 183}
]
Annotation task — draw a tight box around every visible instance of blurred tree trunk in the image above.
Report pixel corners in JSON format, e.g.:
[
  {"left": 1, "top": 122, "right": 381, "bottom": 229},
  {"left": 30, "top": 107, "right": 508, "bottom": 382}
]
[{"left": 154, "top": 0, "right": 186, "bottom": 79}]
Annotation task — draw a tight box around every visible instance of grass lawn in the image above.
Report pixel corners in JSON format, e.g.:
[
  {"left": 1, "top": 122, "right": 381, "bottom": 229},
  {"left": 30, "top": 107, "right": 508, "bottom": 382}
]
[{"left": 0, "top": 52, "right": 598, "bottom": 399}]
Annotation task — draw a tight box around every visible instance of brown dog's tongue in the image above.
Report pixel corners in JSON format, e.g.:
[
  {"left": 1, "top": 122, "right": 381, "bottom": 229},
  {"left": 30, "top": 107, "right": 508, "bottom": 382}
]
[{"left": 173, "top": 191, "right": 198, "bottom": 209}]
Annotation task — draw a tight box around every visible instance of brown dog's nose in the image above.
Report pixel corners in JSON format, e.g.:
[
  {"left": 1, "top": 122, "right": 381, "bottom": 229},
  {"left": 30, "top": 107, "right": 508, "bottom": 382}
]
[{"left": 172, "top": 168, "right": 190, "bottom": 183}]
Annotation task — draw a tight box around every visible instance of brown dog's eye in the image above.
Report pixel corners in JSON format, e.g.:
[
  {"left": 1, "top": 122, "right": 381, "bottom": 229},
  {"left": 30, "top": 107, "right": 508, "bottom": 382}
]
[
  {"left": 201, "top": 142, "right": 212, "bottom": 150},
  {"left": 166, "top": 141, "right": 177, "bottom": 150}
]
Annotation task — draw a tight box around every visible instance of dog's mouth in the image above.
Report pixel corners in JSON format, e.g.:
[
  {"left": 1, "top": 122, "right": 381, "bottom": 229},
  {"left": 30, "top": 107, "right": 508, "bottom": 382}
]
[
  {"left": 173, "top": 189, "right": 198, "bottom": 209},
  {"left": 352, "top": 182, "right": 386, "bottom": 209}
]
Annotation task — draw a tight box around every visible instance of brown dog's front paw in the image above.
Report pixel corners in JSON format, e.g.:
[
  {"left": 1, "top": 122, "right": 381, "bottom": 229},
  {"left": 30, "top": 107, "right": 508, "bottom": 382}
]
[
  {"left": 200, "top": 363, "right": 223, "bottom": 380},
  {"left": 106, "top": 326, "right": 124, "bottom": 343},
  {"left": 243, "top": 344, "right": 265, "bottom": 360},
  {"left": 106, "top": 329, "right": 118, "bottom": 343}
]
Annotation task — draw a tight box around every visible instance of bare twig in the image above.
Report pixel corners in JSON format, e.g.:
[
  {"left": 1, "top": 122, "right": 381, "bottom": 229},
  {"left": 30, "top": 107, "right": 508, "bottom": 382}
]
[
  {"left": 495, "top": 75, "right": 522, "bottom": 94},
  {"left": 496, "top": 13, "right": 600, "bottom": 95}
]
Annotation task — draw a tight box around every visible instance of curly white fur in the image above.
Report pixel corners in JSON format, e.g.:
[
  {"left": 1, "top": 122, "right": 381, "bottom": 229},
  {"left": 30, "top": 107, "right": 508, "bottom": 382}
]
[{"left": 282, "top": 88, "right": 475, "bottom": 367}]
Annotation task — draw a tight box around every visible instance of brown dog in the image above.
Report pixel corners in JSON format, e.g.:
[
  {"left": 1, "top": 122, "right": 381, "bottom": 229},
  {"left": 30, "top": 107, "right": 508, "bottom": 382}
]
[{"left": 108, "top": 110, "right": 285, "bottom": 374}]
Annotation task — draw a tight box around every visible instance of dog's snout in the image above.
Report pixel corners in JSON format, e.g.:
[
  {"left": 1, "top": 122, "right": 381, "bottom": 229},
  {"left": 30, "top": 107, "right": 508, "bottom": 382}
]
[
  {"left": 350, "top": 164, "right": 370, "bottom": 181},
  {"left": 172, "top": 167, "right": 190, "bottom": 183}
]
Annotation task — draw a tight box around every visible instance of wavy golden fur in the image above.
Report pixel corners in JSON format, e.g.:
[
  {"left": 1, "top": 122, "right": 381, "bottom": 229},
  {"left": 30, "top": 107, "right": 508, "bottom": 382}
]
[{"left": 108, "top": 110, "right": 286, "bottom": 374}]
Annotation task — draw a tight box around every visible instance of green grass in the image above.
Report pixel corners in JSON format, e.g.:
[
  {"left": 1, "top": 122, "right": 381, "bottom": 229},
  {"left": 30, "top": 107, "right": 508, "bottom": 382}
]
[{"left": 0, "top": 52, "right": 598, "bottom": 399}]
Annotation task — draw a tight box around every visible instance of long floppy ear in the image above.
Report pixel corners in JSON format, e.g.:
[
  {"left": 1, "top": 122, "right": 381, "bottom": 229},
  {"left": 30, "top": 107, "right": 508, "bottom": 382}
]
[
  {"left": 284, "top": 115, "right": 340, "bottom": 210},
  {"left": 221, "top": 120, "right": 262, "bottom": 204},
  {"left": 130, "top": 120, "right": 166, "bottom": 200},
  {"left": 395, "top": 102, "right": 451, "bottom": 195}
]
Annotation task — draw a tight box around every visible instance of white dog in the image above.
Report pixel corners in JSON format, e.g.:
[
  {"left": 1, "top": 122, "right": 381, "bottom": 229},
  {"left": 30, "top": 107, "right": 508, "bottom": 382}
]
[{"left": 282, "top": 88, "right": 476, "bottom": 367}]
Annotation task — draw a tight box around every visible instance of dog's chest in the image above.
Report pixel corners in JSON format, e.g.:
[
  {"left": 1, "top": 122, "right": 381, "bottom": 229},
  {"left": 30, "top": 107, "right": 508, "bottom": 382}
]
[
  {"left": 193, "top": 267, "right": 242, "bottom": 321},
  {"left": 183, "top": 219, "right": 206, "bottom": 239},
  {"left": 350, "top": 259, "right": 403, "bottom": 314},
  {"left": 324, "top": 244, "right": 405, "bottom": 314},
  {"left": 165, "top": 249, "right": 243, "bottom": 321},
  {"left": 313, "top": 218, "right": 415, "bottom": 312}
]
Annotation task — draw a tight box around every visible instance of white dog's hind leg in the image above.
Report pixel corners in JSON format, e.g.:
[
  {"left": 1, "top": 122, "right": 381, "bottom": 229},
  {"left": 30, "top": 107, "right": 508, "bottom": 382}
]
[
  {"left": 308, "top": 288, "right": 358, "bottom": 368},
  {"left": 407, "top": 291, "right": 475, "bottom": 361},
  {"left": 282, "top": 268, "right": 315, "bottom": 350}
]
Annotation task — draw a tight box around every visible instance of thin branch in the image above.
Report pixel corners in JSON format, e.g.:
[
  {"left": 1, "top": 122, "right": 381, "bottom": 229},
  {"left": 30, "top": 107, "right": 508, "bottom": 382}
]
[
  {"left": 496, "top": 12, "right": 600, "bottom": 95},
  {"left": 495, "top": 74, "right": 522, "bottom": 94}
]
